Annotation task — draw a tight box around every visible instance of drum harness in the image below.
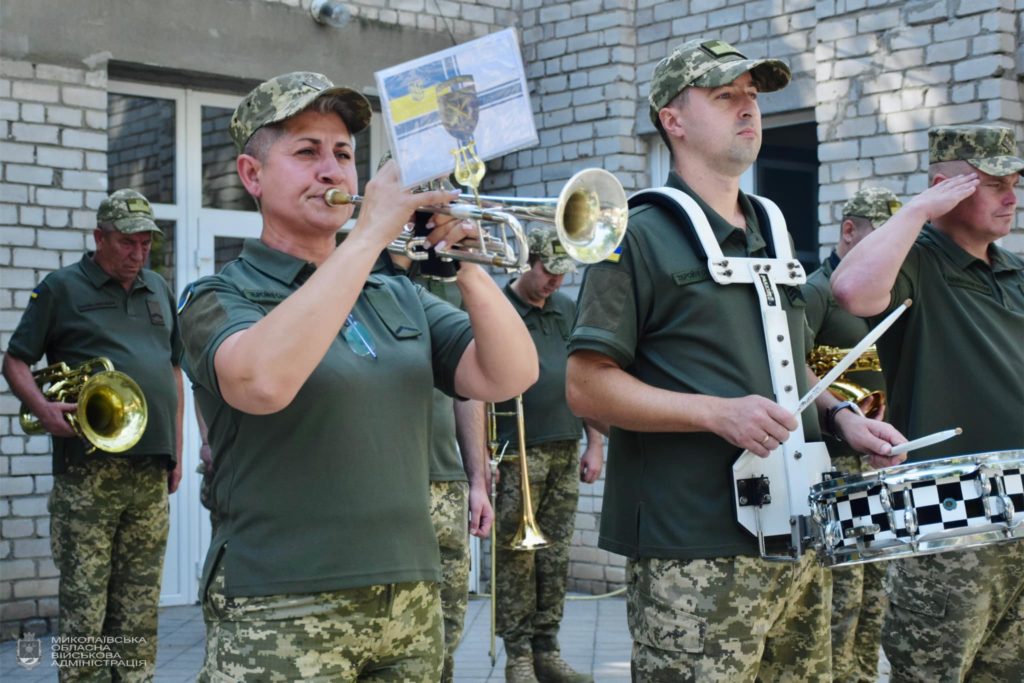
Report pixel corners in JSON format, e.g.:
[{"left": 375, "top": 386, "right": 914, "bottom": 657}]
[{"left": 630, "top": 187, "right": 834, "bottom": 562}]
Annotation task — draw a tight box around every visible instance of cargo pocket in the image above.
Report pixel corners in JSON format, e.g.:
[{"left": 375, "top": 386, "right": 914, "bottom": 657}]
[
  {"left": 886, "top": 562, "right": 949, "bottom": 618},
  {"left": 631, "top": 586, "right": 706, "bottom": 654}
]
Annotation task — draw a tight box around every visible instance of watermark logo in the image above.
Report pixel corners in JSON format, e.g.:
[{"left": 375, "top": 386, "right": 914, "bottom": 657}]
[{"left": 16, "top": 633, "right": 42, "bottom": 670}]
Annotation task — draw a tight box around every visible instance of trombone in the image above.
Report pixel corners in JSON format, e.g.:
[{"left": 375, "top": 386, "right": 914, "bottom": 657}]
[
  {"left": 19, "top": 357, "right": 148, "bottom": 454},
  {"left": 327, "top": 167, "right": 628, "bottom": 272},
  {"left": 486, "top": 395, "right": 550, "bottom": 666}
]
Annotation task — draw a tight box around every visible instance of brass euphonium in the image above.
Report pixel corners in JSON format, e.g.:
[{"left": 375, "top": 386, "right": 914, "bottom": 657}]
[
  {"left": 808, "top": 345, "right": 886, "bottom": 419},
  {"left": 19, "top": 357, "right": 148, "bottom": 454}
]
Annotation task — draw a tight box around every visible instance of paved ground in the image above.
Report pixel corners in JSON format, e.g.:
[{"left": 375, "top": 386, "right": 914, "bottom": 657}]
[{"left": 1, "top": 594, "right": 633, "bottom": 682}]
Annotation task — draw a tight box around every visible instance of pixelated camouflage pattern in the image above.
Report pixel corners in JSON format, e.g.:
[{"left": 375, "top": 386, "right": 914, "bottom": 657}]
[
  {"left": 429, "top": 480, "right": 471, "bottom": 683},
  {"left": 199, "top": 563, "right": 443, "bottom": 682},
  {"left": 841, "top": 187, "right": 902, "bottom": 229},
  {"left": 928, "top": 125, "right": 1024, "bottom": 176},
  {"left": 648, "top": 39, "right": 791, "bottom": 126},
  {"left": 229, "top": 71, "right": 372, "bottom": 152},
  {"left": 881, "top": 541, "right": 1024, "bottom": 683},
  {"left": 831, "top": 559, "right": 886, "bottom": 683},
  {"left": 49, "top": 458, "right": 169, "bottom": 682},
  {"left": 527, "top": 226, "right": 576, "bottom": 275},
  {"left": 495, "top": 440, "right": 581, "bottom": 659},
  {"left": 626, "top": 553, "right": 831, "bottom": 682},
  {"left": 96, "top": 188, "right": 162, "bottom": 235},
  {"left": 817, "top": 454, "right": 887, "bottom": 683}
]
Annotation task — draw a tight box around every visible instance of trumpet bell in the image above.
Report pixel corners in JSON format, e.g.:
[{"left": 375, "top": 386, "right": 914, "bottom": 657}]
[
  {"left": 556, "top": 168, "right": 628, "bottom": 264},
  {"left": 77, "top": 371, "right": 148, "bottom": 453}
]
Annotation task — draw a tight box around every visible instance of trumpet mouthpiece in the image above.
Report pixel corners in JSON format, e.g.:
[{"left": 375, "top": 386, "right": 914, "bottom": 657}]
[{"left": 324, "top": 188, "right": 354, "bottom": 206}]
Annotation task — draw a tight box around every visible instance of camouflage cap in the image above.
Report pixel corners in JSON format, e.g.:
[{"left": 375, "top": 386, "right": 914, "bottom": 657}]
[
  {"left": 649, "top": 39, "right": 791, "bottom": 127},
  {"left": 842, "top": 187, "right": 902, "bottom": 229},
  {"left": 96, "top": 189, "right": 162, "bottom": 235},
  {"left": 928, "top": 125, "right": 1024, "bottom": 177},
  {"left": 528, "top": 226, "right": 576, "bottom": 275},
  {"left": 230, "top": 71, "right": 372, "bottom": 153}
]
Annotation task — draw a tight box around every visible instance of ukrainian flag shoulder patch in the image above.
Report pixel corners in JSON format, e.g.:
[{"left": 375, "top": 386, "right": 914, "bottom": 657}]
[{"left": 604, "top": 245, "right": 622, "bottom": 263}]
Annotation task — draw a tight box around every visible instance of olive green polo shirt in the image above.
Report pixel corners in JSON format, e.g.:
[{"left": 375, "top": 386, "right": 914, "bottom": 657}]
[
  {"left": 180, "top": 239, "right": 474, "bottom": 598},
  {"left": 871, "top": 224, "right": 1024, "bottom": 461},
  {"left": 802, "top": 251, "right": 885, "bottom": 462},
  {"left": 568, "top": 171, "right": 819, "bottom": 560},
  {"left": 494, "top": 282, "right": 582, "bottom": 449},
  {"left": 7, "top": 253, "right": 182, "bottom": 473},
  {"left": 371, "top": 256, "right": 467, "bottom": 482}
]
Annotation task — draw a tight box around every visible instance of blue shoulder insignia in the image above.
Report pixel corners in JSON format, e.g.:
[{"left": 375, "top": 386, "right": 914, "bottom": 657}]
[{"left": 177, "top": 284, "right": 194, "bottom": 315}]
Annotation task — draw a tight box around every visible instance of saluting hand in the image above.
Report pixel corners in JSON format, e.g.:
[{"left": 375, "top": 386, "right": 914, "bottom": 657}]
[{"left": 902, "top": 173, "right": 980, "bottom": 224}]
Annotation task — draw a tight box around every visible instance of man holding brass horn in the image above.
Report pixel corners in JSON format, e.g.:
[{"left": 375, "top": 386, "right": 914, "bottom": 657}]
[
  {"left": 566, "top": 39, "right": 905, "bottom": 681},
  {"left": 3, "top": 188, "right": 184, "bottom": 680},
  {"left": 492, "top": 226, "right": 604, "bottom": 683},
  {"left": 832, "top": 126, "right": 1024, "bottom": 683},
  {"left": 177, "top": 71, "right": 536, "bottom": 682},
  {"left": 802, "top": 186, "right": 900, "bottom": 683}
]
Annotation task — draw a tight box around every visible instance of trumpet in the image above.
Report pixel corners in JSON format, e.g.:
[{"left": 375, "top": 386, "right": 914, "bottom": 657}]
[
  {"left": 19, "top": 357, "right": 148, "bottom": 454},
  {"left": 808, "top": 344, "right": 885, "bottom": 419},
  {"left": 326, "top": 168, "right": 628, "bottom": 271}
]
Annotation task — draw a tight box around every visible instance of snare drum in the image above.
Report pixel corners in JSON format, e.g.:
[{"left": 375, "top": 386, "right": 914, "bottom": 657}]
[{"left": 809, "top": 450, "right": 1024, "bottom": 567}]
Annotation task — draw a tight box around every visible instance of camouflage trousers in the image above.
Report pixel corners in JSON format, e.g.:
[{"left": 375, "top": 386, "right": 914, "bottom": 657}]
[
  {"left": 429, "top": 480, "right": 470, "bottom": 683},
  {"left": 199, "top": 560, "right": 443, "bottom": 682},
  {"left": 881, "top": 540, "right": 1024, "bottom": 683},
  {"left": 495, "top": 440, "right": 580, "bottom": 658},
  {"left": 626, "top": 552, "right": 832, "bottom": 682},
  {"left": 829, "top": 454, "right": 887, "bottom": 683},
  {"left": 49, "top": 457, "right": 169, "bottom": 683},
  {"left": 830, "top": 561, "right": 886, "bottom": 683}
]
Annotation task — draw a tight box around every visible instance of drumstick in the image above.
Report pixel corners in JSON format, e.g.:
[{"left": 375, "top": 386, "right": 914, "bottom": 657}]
[
  {"left": 795, "top": 299, "right": 912, "bottom": 416},
  {"left": 888, "top": 428, "right": 962, "bottom": 456}
]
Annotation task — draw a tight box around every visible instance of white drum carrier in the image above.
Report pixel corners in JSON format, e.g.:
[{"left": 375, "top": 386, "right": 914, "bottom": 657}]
[{"left": 630, "top": 188, "right": 831, "bottom": 561}]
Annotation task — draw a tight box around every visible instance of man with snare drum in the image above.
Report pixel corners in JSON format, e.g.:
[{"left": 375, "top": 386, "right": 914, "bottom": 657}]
[
  {"left": 566, "top": 38, "right": 905, "bottom": 681},
  {"left": 833, "top": 125, "right": 1024, "bottom": 682}
]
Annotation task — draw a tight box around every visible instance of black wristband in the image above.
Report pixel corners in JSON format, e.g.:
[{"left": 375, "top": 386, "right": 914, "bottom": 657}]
[{"left": 826, "top": 400, "right": 864, "bottom": 442}]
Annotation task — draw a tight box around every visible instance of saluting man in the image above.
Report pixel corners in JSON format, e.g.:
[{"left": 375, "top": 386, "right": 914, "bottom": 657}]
[{"left": 833, "top": 125, "right": 1024, "bottom": 683}]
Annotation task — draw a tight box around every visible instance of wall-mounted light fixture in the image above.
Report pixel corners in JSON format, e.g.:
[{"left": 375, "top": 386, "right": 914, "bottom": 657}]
[{"left": 311, "top": 0, "right": 351, "bottom": 28}]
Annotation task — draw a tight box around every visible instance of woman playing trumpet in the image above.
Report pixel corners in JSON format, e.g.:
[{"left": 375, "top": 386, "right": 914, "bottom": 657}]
[{"left": 178, "top": 71, "right": 537, "bottom": 683}]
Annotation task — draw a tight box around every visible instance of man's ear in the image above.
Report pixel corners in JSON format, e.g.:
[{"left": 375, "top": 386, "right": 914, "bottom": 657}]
[
  {"left": 658, "top": 105, "right": 687, "bottom": 141},
  {"left": 840, "top": 218, "right": 857, "bottom": 244},
  {"left": 237, "top": 154, "right": 263, "bottom": 198}
]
